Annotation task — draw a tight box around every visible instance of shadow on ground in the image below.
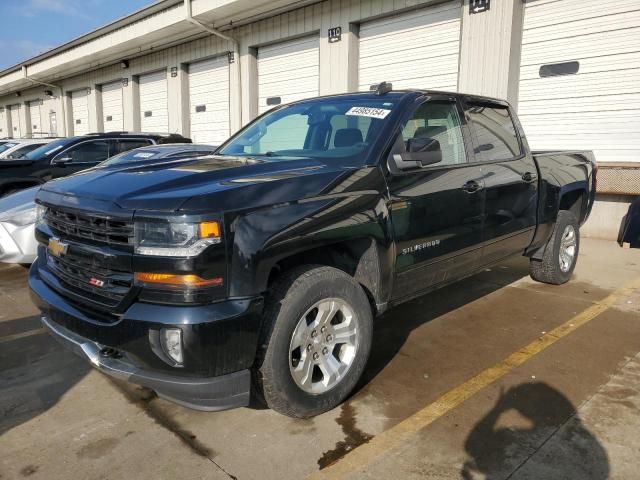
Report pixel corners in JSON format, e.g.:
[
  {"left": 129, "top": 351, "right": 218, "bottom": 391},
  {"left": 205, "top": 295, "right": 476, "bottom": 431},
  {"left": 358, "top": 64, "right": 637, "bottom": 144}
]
[
  {"left": 0, "top": 315, "right": 90, "bottom": 436},
  {"left": 360, "top": 256, "right": 530, "bottom": 389},
  {"left": 461, "top": 382, "right": 609, "bottom": 480}
]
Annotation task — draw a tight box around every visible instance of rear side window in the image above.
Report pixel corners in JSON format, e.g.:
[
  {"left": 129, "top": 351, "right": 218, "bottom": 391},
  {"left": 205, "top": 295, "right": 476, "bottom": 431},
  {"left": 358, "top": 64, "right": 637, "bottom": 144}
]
[
  {"left": 118, "top": 139, "right": 153, "bottom": 154},
  {"left": 465, "top": 104, "right": 521, "bottom": 162}
]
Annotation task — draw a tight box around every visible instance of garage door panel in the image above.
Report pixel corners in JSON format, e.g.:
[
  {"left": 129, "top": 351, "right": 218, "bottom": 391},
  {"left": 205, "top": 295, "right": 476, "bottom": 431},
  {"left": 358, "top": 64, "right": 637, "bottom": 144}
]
[
  {"left": 518, "top": 0, "right": 640, "bottom": 163},
  {"left": 9, "top": 105, "right": 21, "bottom": 138},
  {"left": 188, "top": 57, "right": 229, "bottom": 145},
  {"left": 102, "top": 81, "right": 123, "bottom": 131},
  {"left": 521, "top": 28, "right": 640, "bottom": 66},
  {"left": 258, "top": 36, "right": 319, "bottom": 114},
  {"left": 139, "top": 71, "right": 168, "bottom": 133},
  {"left": 520, "top": 52, "right": 640, "bottom": 80},
  {"left": 28, "top": 100, "right": 42, "bottom": 136},
  {"left": 523, "top": 10, "right": 640, "bottom": 45},
  {"left": 71, "top": 90, "right": 89, "bottom": 136},
  {"left": 518, "top": 94, "right": 640, "bottom": 115},
  {"left": 519, "top": 69, "right": 640, "bottom": 101},
  {"left": 358, "top": 3, "right": 460, "bottom": 92},
  {"left": 523, "top": 0, "right": 638, "bottom": 30}
]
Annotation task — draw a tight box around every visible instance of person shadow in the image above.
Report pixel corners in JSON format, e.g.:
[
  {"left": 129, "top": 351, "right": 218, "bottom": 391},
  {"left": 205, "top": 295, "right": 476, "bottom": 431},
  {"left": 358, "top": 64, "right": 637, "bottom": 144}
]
[{"left": 461, "top": 382, "right": 609, "bottom": 480}]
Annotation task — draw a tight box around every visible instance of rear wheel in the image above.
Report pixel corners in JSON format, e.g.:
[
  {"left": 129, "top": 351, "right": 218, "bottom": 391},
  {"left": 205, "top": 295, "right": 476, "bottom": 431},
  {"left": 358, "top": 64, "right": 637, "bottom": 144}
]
[
  {"left": 255, "top": 265, "right": 373, "bottom": 418},
  {"left": 530, "top": 210, "right": 580, "bottom": 285}
]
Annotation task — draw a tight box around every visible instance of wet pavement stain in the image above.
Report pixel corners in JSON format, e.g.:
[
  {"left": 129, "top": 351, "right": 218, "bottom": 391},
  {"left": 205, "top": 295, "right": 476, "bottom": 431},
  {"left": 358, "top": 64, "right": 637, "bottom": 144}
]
[
  {"left": 317, "top": 402, "right": 373, "bottom": 470},
  {"left": 76, "top": 437, "right": 119, "bottom": 460},
  {"left": 19, "top": 465, "right": 38, "bottom": 477},
  {"left": 107, "top": 380, "right": 216, "bottom": 459}
]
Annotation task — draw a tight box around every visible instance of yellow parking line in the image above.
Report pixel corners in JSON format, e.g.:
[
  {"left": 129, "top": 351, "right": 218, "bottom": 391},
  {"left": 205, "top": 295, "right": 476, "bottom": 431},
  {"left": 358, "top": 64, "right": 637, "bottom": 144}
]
[
  {"left": 309, "top": 276, "right": 640, "bottom": 479},
  {"left": 0, "top": 327, "right": 45, "bottom": 344}
]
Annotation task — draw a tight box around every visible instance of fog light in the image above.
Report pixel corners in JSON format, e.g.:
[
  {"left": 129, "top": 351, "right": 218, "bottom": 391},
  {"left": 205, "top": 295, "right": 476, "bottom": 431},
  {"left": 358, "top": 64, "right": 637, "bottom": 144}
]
[{"left": 161, "top": 328, "right": 183, "bottom": 365}]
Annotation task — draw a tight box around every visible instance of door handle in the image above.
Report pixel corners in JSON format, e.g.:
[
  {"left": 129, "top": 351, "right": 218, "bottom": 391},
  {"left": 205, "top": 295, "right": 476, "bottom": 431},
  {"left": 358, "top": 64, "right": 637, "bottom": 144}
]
[
  {"left": 462, "top": 180, "right": 482, "bottom": 194},
  {"left": 522, "top": 172, "right": 538, "bottom": 183}
]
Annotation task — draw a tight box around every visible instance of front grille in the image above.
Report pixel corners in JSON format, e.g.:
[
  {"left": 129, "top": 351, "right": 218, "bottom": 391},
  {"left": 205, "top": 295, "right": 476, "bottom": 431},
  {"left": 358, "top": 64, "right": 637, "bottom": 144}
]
[
  {"left": 46, "top": 253, "right": 133, "bottom": 310},
  {"left": 45, "top": 206, "right": 133, "bottom": 246}
]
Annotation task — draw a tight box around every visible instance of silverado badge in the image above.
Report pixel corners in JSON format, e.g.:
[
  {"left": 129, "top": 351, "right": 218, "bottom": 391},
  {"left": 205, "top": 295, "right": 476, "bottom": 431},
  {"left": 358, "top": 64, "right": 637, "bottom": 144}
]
[{"left": 48, "top": 237, "right": 69, "bottom": 258}]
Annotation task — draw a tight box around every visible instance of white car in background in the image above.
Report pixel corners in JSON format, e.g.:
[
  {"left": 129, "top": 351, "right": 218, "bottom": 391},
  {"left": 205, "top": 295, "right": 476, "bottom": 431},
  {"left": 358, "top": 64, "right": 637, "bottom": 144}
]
[
  {"left": 0, "top": 143, "right": 219, "bottom": 265},
  {"left": 0, "top": 139, "right": 55, "bottom": 160},
  {"left": 0, "top": 186, "right": 39, "bottom": 264}
]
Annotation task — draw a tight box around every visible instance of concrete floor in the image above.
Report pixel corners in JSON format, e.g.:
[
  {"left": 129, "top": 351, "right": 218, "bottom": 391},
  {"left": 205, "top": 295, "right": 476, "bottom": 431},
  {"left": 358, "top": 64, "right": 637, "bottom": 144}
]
[{"left": 1, "top": 238, "right": 639, "bottom": 480}]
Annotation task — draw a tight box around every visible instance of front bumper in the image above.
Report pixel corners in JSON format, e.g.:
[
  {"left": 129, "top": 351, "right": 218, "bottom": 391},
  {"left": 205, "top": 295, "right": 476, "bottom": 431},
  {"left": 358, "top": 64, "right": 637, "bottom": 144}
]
[
  {"left": 0, "top": 221, "right": 37, "bottom": 264},
  {"left": 41, "top": 315, "right": 251, "bottom": 411},
  {"left": 30, "top": 263, "right": 264, "bottom": 411}
]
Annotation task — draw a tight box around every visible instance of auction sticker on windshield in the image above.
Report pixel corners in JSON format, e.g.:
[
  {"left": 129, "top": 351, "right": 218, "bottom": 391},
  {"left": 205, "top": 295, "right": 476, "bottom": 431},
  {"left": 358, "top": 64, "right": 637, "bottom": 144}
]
[{"left": 346, "top": 106, "right": 391, "bottom": 119}]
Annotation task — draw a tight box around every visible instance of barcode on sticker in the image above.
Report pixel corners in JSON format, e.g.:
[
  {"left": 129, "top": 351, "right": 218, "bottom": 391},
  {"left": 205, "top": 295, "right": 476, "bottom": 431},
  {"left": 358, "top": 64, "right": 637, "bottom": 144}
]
[{"left": 346, "top": 107, "right": 391, "bottom": 119}]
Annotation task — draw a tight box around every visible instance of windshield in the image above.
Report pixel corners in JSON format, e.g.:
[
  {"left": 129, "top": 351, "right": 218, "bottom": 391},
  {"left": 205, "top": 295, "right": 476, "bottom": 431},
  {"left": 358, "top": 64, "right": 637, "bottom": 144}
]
[
  {"left": 23, "top": 138, "right": 71, "bottom": 160},
  {"left": 100, "top": 149, "right": 162, "bottom": 166},
  {"left": 0, "top": 142, "right": 18, "bottom": 154},
  {"left": 219, "top": 98, "right": 397, "bottom": 165}
]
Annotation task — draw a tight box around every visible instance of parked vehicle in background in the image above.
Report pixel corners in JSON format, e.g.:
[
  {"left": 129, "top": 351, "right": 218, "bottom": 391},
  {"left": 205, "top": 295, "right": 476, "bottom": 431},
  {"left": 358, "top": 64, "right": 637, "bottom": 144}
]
[
  {"left": 0, "top": 186, "right": 39, "bottom": 264},
  {"left": 0, "top": 144, "right": 216, "bottom": 265},
  {"left": 0, "top": 132, "right": 191, "bottom": 197},
  {"left": 0, "top": 138, "right": 56, "bottom": 160},
  {"left": 30, "top": 87, "right": 596, "bottom": 418}
]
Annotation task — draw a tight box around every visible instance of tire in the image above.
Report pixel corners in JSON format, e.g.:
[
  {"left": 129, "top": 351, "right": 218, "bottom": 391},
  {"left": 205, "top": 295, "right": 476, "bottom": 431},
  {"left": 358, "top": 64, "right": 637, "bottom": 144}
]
[
  {"left": 255, "top": 265, "right": 373, "bottom": 418},
  {"left": 529, "top": 210, "right": 580, "bottom": 285}
]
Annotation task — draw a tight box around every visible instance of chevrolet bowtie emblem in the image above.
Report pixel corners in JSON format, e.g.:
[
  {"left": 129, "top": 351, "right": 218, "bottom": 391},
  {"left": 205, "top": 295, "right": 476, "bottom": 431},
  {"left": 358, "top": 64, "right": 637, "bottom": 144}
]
[{"left": 48, "top": 237, "right": 69, "bottom": 257}]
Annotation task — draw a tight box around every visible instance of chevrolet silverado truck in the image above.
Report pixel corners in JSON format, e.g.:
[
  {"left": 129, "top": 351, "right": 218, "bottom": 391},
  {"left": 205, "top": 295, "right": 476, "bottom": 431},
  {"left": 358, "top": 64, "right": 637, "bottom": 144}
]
[{"left": 29, "top": 86, "right": 596, "bottom": 417}]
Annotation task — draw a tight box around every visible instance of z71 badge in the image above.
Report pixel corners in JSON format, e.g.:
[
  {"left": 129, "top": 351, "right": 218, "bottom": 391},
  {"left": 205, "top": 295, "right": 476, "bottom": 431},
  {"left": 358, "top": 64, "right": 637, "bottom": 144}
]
[{"left": 402, "top": 239, "right": 441, "bottom": 255}]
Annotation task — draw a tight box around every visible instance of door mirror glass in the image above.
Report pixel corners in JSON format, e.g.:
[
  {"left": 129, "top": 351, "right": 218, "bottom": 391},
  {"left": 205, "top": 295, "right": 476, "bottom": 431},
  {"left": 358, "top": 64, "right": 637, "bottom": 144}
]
[{"left": 392, "top": 139, "right": 442, "bottom": 171}]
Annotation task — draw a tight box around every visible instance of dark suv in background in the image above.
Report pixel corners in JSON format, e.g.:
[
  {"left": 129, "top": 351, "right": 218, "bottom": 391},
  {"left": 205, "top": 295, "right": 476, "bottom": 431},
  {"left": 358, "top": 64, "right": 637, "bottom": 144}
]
[{"left": 0, "top": 132, "right": 191, "bottom": 196}]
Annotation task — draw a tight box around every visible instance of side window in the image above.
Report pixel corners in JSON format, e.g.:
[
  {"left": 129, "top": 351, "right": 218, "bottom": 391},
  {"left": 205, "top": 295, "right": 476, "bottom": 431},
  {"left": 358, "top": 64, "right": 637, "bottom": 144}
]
[
  {"left": 118, "top": 139, "right": 153, "bottom": 154},
  {"left": 63, "top": 140, "right": 112, "bottom": 163},
  {"left": 400, "top": 101, "right": 466, "bottom": 166},
  {"left": 464, "top": 104, "right": 521, "bottom": 162}
]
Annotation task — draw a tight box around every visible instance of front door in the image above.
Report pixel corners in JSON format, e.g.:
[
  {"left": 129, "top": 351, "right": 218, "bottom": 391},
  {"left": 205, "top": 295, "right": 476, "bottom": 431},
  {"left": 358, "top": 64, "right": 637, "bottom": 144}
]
[
  {"left": 386, "top": 98, "right": 485, "bottom": 301},
  {"left": 51, "top": 139, "right": 117, "bottom": 178},
  {"left": 462, "top": 100, "right": 539, "bottom": 264}
]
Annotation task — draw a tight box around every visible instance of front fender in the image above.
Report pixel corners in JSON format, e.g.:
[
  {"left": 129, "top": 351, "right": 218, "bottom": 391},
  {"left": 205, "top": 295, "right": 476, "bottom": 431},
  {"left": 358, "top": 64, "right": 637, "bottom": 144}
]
[{"left": 225, "top": 192, "right": 394, "bottom": 302}]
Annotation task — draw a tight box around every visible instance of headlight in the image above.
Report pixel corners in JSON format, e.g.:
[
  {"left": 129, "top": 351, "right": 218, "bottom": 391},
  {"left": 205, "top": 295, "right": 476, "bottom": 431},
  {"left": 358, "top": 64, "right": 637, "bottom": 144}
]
[
  {"left": 35, "top": 204, "right": 47, "bottom": 226},
  {"left": 134, "top": 220, "right": 221, "bottom": 256},
  {"left": 0, "top": 204, "right": 38, "bottom": 227}
]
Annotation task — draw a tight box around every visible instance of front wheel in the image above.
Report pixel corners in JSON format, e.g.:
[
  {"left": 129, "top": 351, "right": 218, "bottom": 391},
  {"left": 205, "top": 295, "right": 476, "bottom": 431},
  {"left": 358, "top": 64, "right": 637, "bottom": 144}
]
[
  {"left": 255, "top": 266, "right": 373, "bottom": 418},
  {"left": 530, "top": 210, "right": 580, "bottom": 285}
]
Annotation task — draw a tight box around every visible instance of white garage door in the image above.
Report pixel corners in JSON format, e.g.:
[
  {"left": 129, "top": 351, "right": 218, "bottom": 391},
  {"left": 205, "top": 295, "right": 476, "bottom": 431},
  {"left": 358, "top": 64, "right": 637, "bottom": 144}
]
[
  {"left": 139, "top": 70, "right": 169, "bottom": 133},
  {"left": 188, "top": 57, "right": 229, "bottom": 145},
  {"left": 519, "top": 0, "right": 640, "bottom": 163},
  {"left": 9, "top": 104, "right": 22, "bottom": 138},
  {"left": 0, "top": 108, "right": 6, "bottom": 137},
  {"left": 102, "top": 80, "right": 124, "bottom": 132},
  {"left": 71, "top": 89, "right": 89, "bottom": 136},
  {"left": 28, "top": 100, "right": 43, "bottom": 137},
  {"left": 258, "top": 36, "right": 319, "bottom": 114},
  {"left": 359, "top": 2, "right": 461, "bottom": 92}
]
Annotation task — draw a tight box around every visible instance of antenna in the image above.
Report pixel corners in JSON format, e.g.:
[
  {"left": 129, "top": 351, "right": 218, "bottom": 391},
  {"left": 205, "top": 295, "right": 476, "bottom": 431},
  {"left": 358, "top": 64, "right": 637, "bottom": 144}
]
[{"left": 370, "top": 82, "right": 393, "bottom": 95}]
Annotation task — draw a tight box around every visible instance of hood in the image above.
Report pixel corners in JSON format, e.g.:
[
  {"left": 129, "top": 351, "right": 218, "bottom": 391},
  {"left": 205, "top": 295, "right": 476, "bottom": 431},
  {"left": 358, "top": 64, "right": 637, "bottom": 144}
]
[{"left": 38, "top": 155, "right": 357, "bottom": 213}]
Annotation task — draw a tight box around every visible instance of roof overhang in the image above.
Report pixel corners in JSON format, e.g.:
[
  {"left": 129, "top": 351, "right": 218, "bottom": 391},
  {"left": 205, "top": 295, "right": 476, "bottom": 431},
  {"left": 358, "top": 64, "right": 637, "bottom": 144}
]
[{"left": 0, "top": 0, "right": 317, "bottom": 95}]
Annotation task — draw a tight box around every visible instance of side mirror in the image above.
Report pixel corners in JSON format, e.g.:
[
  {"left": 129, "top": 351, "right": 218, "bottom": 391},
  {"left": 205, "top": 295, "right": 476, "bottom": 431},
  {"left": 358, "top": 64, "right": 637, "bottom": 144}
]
[
  {"left": 52, "top": 156, "right": 72, "bottom": 166},
  {"left": 391, "top": 138, "right": 443, "bottom": 171}
]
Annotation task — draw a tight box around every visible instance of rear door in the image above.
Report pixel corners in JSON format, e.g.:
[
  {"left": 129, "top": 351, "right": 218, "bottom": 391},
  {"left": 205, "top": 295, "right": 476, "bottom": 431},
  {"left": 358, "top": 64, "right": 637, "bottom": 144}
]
[
  {"left": 462, "top": 99, "right": 538, "bottom": 264},
  {"left": 386, "top": 97, "right": 485, "bottom": 300}
]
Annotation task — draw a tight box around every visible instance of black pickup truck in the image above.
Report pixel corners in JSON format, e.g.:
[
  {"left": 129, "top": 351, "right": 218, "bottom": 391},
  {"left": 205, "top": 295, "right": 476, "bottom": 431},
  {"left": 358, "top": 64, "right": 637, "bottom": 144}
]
[{"left": 30, "top": 87, "right": 596, "bottom": 417}]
